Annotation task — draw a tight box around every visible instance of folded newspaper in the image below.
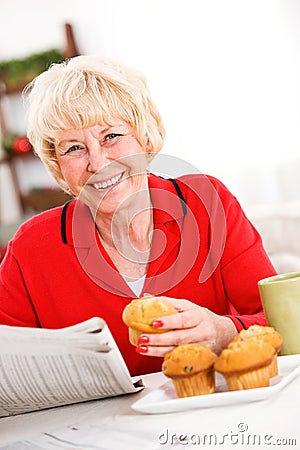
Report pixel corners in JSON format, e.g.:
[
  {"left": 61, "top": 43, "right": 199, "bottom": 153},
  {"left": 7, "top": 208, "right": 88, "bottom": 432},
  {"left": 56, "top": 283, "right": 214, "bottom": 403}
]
[{"left": 0, "top": 317, "right": 144, "bottom": 417}]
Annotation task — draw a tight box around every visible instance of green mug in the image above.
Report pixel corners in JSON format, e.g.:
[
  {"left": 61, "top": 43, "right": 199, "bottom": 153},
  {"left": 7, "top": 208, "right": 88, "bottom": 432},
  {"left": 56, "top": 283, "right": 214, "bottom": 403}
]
[{"left": 258, "top": 272, "right": 300, "bottom": 355}]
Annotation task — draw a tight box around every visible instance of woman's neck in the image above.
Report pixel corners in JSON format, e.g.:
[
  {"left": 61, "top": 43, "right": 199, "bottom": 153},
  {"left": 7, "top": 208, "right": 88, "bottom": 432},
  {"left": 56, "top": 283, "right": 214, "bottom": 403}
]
[{"left": 95, "top": 187, "right": 153, "bottom": 267}]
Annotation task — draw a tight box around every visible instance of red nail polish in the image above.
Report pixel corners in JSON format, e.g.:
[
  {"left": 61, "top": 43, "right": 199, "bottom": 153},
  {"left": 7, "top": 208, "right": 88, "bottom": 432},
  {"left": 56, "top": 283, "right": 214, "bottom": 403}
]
[
  {"left": 137, "top": 335, "right": 149, "bottom": 344},
  {"left": 152, "top": 319, "right": 164, "bottom": 328},
  {"left": 136, "top": 345, "right": 148, "bottom": 354}
]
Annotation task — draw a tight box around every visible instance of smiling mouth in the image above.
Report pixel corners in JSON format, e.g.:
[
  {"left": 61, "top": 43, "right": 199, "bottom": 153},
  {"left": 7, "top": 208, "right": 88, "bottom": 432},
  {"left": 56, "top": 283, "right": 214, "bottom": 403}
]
[{"left": 89, "top": 172, "right": 123, "bottom": 190}]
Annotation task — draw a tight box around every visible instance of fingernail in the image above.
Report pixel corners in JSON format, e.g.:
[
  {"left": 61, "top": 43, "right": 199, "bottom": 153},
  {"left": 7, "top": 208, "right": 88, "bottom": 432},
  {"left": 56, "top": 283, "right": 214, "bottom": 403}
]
[
  {"left": 152, "top": 319, "right": 164, "bottom": 328},
  {"left": 136, "top": 345, "right": 148, "bottom": 354},
  {"left": 137, "top": 335, "right": 149, "bottom": 344}
]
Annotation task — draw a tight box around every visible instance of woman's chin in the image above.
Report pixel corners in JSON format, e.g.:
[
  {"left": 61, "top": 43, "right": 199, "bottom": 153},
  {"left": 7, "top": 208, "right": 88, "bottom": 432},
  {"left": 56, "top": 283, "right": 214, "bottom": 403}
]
[{"left": 79, "top": 186, "right": 124, "bottom": 215}]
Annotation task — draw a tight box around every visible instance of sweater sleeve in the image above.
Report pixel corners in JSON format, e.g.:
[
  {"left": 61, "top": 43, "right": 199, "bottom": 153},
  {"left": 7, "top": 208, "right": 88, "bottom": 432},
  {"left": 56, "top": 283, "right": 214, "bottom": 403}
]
[
  {"left": 0, "top": 240, "right": 39, "bottom": 327},
  {"left": 219, "top": 190, "right": 277, "bottom": 330}
]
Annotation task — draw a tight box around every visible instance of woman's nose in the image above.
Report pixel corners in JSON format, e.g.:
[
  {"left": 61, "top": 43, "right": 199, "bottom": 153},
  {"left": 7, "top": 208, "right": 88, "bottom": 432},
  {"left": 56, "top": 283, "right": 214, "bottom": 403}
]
[{"left": 87, "top": 147, "right": 110, "bottom": 173}]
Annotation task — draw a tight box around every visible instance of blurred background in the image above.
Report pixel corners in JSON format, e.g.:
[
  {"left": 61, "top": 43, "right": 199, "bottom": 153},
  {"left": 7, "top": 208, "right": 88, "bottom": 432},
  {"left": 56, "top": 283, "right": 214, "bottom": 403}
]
[{"left": 1, "top": 0, "right": 300, "bottom": 269}]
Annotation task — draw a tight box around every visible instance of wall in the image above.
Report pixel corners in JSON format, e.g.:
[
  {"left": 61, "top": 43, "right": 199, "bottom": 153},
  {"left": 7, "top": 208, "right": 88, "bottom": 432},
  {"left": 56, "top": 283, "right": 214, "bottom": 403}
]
[{"left": 1, "top": 0, "right": 300, "bottom": 223}]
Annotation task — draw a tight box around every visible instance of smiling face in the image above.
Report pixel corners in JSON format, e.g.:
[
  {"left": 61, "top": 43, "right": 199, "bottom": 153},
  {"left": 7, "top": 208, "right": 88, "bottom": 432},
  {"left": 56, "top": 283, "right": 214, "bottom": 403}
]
[
  {"left": 26, "top": 56, "right": 165, "bottom": 197},
  {"left": 55, "top": 122, "right": 150, "bottom": 216}
]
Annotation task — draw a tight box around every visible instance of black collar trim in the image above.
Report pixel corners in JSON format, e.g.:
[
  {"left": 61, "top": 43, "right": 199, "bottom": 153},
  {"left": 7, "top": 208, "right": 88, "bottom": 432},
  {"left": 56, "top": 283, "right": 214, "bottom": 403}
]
[
  {"left": 167, "top": 178, "right": 187, "bottom": 216},
  {"left": 61, "top": 199, "right": 74, "bottom": 244}
]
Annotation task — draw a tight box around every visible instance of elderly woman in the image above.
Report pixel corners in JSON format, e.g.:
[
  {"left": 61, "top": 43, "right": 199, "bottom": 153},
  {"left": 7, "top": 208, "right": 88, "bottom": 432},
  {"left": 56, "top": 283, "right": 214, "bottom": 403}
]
[{"left": 0, "top": 56, "right": 276, "bottom": 376}]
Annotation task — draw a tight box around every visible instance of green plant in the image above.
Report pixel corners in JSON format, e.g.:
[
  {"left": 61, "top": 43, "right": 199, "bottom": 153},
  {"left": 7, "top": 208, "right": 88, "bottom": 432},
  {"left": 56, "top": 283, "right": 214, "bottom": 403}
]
[{"left": 0, "top": 49, "right": 64, "bottom": 92}]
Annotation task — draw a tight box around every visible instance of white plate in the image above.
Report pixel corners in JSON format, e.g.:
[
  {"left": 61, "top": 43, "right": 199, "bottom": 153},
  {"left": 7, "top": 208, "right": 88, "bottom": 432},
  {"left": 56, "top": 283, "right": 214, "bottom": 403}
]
[{"left": 132, "top": 354, "right": 300, "bottom": 414}]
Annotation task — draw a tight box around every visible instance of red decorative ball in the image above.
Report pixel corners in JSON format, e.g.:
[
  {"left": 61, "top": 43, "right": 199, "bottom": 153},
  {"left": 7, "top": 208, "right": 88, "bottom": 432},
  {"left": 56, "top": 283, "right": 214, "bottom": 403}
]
[{"left": 12, "top": 136, "right": 32, "bottom": 154}]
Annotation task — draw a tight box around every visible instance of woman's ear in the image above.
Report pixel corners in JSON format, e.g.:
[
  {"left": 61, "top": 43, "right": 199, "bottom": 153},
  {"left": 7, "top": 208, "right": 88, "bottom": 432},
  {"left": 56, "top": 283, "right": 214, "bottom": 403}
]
[
  {"left": 142, "top": 136, "right": 150, "bottom": 159},
  {"left": 143, "top": 135, "right": 151, "bottom": 151}
]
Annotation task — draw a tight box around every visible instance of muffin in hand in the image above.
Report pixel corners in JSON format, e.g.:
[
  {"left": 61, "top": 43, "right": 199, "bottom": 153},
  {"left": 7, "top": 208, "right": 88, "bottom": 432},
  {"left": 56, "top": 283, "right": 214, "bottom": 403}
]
[
  {"left": 122, "top": 296, "right": 178, "bottom": 346},
  {"left": 162, "top": 344, "right": 218, "bottom": 398}
]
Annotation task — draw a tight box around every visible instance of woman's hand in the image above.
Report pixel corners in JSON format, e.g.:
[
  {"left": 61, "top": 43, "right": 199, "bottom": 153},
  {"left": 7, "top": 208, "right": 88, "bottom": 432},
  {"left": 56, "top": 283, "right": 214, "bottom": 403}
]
[{"left": 136, "top": 297, "right": 237, "bottom": 357}]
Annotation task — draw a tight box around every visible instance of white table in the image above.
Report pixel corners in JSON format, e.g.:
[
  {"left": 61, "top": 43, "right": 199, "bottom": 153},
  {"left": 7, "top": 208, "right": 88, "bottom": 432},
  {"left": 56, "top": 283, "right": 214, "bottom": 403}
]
[{"left": 0, "top": 361, "right": 299, "bottom": 450}]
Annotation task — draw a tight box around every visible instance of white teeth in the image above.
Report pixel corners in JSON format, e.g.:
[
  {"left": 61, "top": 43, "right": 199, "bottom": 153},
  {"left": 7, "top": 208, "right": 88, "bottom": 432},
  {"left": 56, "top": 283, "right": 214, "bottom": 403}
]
[{"left": 92, "top": 173, "right": 122, "bottom": 189}]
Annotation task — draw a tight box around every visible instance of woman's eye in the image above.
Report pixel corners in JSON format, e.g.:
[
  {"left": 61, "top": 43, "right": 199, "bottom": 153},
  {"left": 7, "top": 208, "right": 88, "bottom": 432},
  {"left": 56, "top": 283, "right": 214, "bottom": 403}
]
[
  {"left": 64, "top": 144, "right": 83, "bottom": 154},
  {"left": 104, "top": 133, "right": 122, "bottom": 142}
]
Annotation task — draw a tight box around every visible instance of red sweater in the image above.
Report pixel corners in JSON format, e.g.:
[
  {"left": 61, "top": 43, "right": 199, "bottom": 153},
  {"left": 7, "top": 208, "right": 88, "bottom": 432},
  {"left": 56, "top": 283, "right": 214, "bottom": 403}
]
[{"left": 0, "top": 174, "right": 276, "bottom": 375}]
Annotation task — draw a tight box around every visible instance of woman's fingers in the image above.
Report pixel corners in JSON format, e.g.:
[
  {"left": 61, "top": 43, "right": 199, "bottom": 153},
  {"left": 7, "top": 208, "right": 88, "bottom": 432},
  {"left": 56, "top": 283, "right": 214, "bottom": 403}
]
[
  {"left": 136, "top": 344, "right": 175, "bottom": 357},
  {"left": 152, "top": 310, "right": 200, "bottom": 330},
  {"left": 140, "top": 325, "right": 210, "bottom": 347},
  {"left": 134, "top": 299, "right": 212, "bottom": 356},
  {"left": 153, "top": 304, "right": 206, "bottom": 330},
  {"left": 157, "top": 296, "right": 197, "bottom": 312},
  {"left": 136, "top": 323, "right": 214, "bottom": 357}
]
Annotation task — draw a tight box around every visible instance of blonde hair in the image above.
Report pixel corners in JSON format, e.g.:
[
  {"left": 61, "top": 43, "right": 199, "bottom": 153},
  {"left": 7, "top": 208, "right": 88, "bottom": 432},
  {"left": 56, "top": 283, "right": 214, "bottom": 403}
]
[{"left": 25, "top": 55, "right": 165, "bottom": 191}]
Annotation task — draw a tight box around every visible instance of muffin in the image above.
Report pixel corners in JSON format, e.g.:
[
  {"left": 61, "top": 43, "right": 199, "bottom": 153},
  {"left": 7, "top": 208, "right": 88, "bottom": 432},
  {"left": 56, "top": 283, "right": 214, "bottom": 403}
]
[
  {"left": 122, "top": 296, "right": 178, "bottom": 346},
  {"left": 231, "top": 325, "right": 282, "bottom": 377},
  {"left": 162, "top": 344, "right": 218, "bottom": 398},
  {"left": 214, "top": 340, "right": 276, "bottom": 391}
]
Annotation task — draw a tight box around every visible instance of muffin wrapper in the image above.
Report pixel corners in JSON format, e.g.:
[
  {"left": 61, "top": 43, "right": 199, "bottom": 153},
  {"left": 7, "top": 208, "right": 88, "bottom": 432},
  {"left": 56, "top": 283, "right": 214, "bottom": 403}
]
[
  {"left": 269, "top": 354, "right": 278, "bottom": 378},
  {"left": 171, "top": 368, "right": 215, "bottom": 398},
  {"left": 223, "top": 363, "right": 271, "bottom": 391}
]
